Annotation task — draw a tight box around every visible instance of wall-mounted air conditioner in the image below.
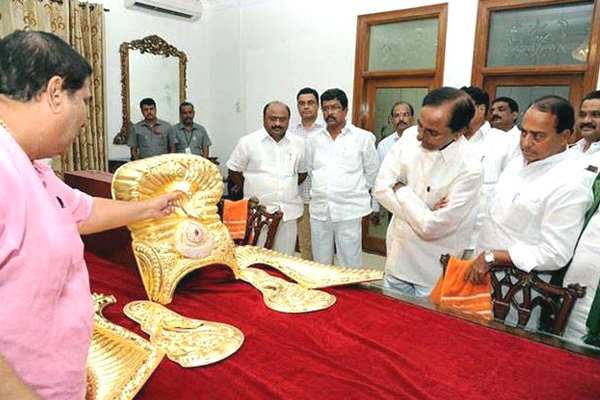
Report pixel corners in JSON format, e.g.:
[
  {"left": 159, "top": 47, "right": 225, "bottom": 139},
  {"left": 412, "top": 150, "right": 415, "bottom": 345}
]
[{"left": 124, "top": 0, "right": 203, "bottom": 21}]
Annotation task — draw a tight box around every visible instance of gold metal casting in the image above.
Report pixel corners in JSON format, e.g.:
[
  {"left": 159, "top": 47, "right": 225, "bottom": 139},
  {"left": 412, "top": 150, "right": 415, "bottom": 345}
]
[
  {"left": 235, "top": 246, "right": 384, "bottom": 288},
  {"left": 239, "top": 267, "right": 336, "bottom": 313},
  {"left": 112, "top": 154, "right": 383, "bottom": 306},
  {"left": 112, "top": 154, "right": 238, "bottom": 304},
  {"left": 123, "top": 301, "right": 244, "bottom": 368},
  {"left": 87, "top": 293, "right": 165, "bottom": 400}
]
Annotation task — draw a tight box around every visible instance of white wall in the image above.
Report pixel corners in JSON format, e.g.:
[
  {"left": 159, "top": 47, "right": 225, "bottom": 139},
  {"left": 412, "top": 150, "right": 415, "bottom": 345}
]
[
  {"left": 100, "top": 0, "right": 211, "bottom": 160},
  {"left": 104, "top": 0, "right": 600, "bottom": 173},
  {"left": 206, "top": 0, "right": 480, "bottom": 174}
]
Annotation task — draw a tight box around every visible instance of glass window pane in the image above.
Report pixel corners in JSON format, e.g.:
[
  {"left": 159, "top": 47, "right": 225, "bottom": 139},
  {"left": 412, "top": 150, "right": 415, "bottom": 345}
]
[
  {"left": 495, "top": 85, "right": 570, "bottom": 123},
  {"left": 373, "top": 87, "right": 427, "bottom": 144},
  {"left": 487, "top": 2, "right": 593, "bottom": 66},
  {"left": 368, "top": 18, "right": 438, "bottom": 71}
]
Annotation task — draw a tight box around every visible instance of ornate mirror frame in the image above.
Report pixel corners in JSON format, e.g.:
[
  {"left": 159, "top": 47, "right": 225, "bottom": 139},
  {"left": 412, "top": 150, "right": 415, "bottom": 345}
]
[{"left": 113, "top": 35, "right": 188, "bottom": 145}]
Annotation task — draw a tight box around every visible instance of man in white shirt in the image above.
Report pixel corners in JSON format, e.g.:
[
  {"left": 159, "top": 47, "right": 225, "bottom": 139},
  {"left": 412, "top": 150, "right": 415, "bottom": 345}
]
[
  {"left": 467, "top": 95, "right": 594, "bottom": 285},
  {"left": 373, "top": 87, "right": 483, "bottom": 297},
  {"left": 289, "top": 87, "right": 323, "bottom": 260},
  {"left": 370, "top": 101, "right": 414, "bottom": 226},
  {"left": 305, "top": 88, "right": 379, "bottom": 268},
  {"left": 460, "top": 87, "right": 520, "bottom": 253},
  {"left": 490, "top": 96, "right": 521, "bottom": 139},
  {"left": 560, "top": 90, "right": 600, "bottom": 345},
  {"left": 226, "top": 101, "right": 307, "bottom": 255},
  {"left": 563, "top": 196, "right": 600, "bottom": 345},
  {"left": 567, "top": 90, "right": 600, "bottom": 166}
]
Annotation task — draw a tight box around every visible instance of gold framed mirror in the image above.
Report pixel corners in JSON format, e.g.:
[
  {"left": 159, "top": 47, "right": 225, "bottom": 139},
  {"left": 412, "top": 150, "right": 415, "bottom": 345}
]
[{"left": 113, "top": 35, "right": 187, "bottom": 145}]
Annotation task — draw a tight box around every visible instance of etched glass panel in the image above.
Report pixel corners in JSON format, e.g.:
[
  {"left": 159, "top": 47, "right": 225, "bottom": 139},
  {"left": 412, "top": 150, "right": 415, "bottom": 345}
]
[
  {"left": 487, "top": 2, "right": 593, "bottom": 66},
  {"left": 495, "top": 85, "right": 570, "bottom": 123},
  {"left": 368, "top": 18, "right": 438, "bottom": 71}
]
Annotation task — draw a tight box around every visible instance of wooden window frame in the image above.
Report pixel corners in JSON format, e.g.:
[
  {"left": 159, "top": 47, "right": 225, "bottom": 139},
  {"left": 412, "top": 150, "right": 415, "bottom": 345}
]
[
  {"left": 471, "top": 0, "right": 600, "bottom": 108},
  {"left": 352, "top": 3, "right": 448, "bottom": 128},
  {"left": 352, "top": 4, "right": 448, "bottom": 255}
]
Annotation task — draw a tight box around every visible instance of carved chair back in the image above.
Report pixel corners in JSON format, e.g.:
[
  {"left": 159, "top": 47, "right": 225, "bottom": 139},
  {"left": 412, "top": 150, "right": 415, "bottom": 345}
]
[
  {"left": 218, "top": 197, "right": 283, "bottom": 250},
  {"left": 439, "top": 254, "right": 585, "bottom": 336}
]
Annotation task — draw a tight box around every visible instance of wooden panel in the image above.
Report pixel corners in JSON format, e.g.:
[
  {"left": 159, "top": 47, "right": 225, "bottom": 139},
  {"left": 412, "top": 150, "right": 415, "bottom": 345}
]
[{"left": 352, "top": 3, "right": 448, "bottom": 127}]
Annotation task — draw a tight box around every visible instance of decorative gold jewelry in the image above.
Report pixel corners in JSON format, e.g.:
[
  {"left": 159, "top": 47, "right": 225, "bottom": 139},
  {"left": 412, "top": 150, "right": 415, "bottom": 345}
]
[
  {"left": 87, "top": 293, "right": 164, "bottom": 400},
  {"left": 239, "top": 267, "right": 336, "bottom": 313},
  {"left": 112, "top": 154, "right": 238, "bottom": 304},
  {"left": 236, "top": 245, "right": 384, "bottom": 288},
  {"left": 112, "top": 154, "right": 383, "bottom": 306},
  {"left": 123, "top": 300, "right": 244, "bottom": 368}
]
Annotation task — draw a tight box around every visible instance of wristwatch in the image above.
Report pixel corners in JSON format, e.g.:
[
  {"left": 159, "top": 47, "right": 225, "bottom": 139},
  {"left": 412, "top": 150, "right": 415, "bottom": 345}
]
[{"left": 483, "top": 250, "right": 496, "bottom": 267}]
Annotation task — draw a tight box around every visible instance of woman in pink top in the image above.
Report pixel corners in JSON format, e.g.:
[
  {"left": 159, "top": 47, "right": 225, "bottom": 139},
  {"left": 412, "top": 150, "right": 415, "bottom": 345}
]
[{"left": 0, "top": 31, "right": 180, "bottom": 400}]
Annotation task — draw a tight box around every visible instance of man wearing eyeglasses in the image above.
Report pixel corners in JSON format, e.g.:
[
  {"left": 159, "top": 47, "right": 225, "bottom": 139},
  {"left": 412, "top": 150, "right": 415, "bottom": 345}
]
[
  {"left": 305, "top": 88, "right": 379, "bottom": 268},
  {"left": 370, "top": 101, "right": 414, "bottom": 226},
  {"left": 373, "top": 87, "right": 483, "bottom": 298}
]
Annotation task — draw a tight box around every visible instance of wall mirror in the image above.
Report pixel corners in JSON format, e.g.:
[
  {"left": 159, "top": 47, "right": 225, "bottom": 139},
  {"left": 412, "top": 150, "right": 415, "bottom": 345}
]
[{"left": 113, "top": 34, "right": 187, "bottom": 144}]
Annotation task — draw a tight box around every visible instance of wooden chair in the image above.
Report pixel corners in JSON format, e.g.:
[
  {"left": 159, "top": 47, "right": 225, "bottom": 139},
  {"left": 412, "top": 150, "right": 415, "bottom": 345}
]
[
  {"left": 220, "top": 197, "right": 283, "bottom": 250},
  {"left": 439, "top": 254, "right": 586, "bottom": 336},
  {"left": 240, "top": 197, "right": 283, "bottom": 249}
]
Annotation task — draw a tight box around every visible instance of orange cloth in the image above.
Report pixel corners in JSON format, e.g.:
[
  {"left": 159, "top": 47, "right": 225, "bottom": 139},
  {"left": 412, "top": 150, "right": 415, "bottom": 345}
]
[
  {"left": 223, "top": 199, "right": 249, "bottom": 239},
  {"left": 430, "top": 256, "right": 492, "bottom": 320}
]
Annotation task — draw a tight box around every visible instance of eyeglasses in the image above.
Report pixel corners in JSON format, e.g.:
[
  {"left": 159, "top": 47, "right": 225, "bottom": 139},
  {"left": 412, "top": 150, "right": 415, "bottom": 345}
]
[{"left": 322, "top": 105, "right": 343, "bottom": 113}]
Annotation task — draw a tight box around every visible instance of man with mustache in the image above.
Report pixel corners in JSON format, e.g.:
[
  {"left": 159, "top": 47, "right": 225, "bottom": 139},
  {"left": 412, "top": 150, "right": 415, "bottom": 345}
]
[
  {"left": 168, "top": 101, "right": 212, "bottom": 158},
  {"left": 0, "top": 30, "right": 181, "bottom": 399},
  {"left": 568, "top": 90, "right": 600, "bottom": 165},
  {"left": 226, "top": 101, "right": 306, "bottom": 254},
  {"left": 559, "top": 90, "right": 600, "bottom": 345},
  {"left": 467, "top": 96, "right": 593, "bottom": 300},
  {"left": 305, "top": 88, "right": 379, "bottom": 268},
  {"left": 289, "top": 87, "right": 323, "bottom": 260},
  {"left": 128, "top": 97, "right": 172, "bottom": 160},
  {"left": 370, "top": 101, "right": 414, "bottom": 226},
  {"left": 460, "top": 86, "right": 520, "bottom": 256},
  {"left": 490, "top": 96, "right": 520, "bottom": 139},
  {"left": 373, "top": 87, "right": 483, "bottom": 297}
]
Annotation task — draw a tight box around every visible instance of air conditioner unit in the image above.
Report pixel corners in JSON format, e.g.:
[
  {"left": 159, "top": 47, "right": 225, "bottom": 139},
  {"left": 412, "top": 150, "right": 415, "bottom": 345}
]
[{"left": 124, "top": 0, "right": 203, "bottom": 21}]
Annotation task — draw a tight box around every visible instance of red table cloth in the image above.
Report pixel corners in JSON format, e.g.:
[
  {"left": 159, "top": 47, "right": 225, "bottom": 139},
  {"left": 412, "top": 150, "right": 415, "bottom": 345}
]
[{"left": 85, "top": 252, "right": 600, "bottom": 400}]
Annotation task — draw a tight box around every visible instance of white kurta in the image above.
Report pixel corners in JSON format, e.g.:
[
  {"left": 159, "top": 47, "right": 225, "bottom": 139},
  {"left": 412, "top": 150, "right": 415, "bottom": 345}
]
[
  {"left": 305, "top": 123, "right": 380, "bottom": 222},
  {"left": 477, "top": 151, "right": 595, "bottom": 272},
  {"left": 467, "top": 122, "right": 520, "bottom": 249},
  {"left": 373, "top": 135, "right": 483, "bottom": 288},
  {"left": 563, "top": 208, "right": 600, "bottom": 343},
  {"left": 226, "top": 128, "right": 306, "bottom": 222},
  {"left": 567, "top": 138, "right": 600, "bottom": 168},
  {"left": 372, "top": 126, "right": 418, "bottom": 212}
]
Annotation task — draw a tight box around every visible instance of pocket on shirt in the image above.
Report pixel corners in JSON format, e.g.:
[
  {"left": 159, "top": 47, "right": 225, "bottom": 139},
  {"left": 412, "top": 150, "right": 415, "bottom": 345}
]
[
  {"left": 340, "top": 148, "right": 360, "bottom": 172},
  {"left": 284, "top": 152, "right": 299, "bottom": 175},
  {"left": 137, "top": 133, "right": 149, "bottom": 146},
  {"left": 507, "top": 195, "right": 538, "bottom": 232}
]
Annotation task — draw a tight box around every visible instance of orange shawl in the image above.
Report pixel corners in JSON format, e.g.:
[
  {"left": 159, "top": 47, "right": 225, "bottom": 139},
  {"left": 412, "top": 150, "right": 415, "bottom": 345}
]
[
  {"left": 223, "top": 198, "right": 249, "bottom": 239},
  {"left": 430, "top": 256, "right": 492, "bottom": 320}
]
